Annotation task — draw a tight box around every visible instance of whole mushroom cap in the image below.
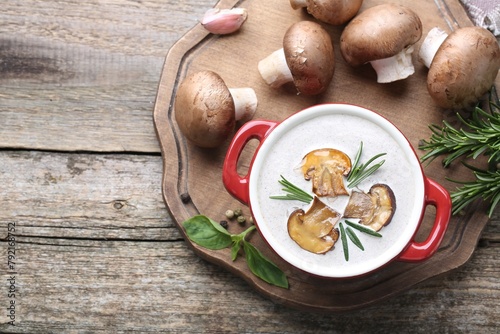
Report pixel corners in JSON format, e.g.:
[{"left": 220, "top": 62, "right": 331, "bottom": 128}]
[
  {"left": 427, "top": 26, "right": 500, "bottom": 109},
  {"left": 340, "top": 4, "right": 422, "bottom": 67},
  {"left": 291, "top": 0, "right": 363, "bottom": 26},
  {"left": 283, "top": 20, "right": 335, "bottom": 95},
  {"left": 174, "top": 70, "right": 235, "bottom": 148}
]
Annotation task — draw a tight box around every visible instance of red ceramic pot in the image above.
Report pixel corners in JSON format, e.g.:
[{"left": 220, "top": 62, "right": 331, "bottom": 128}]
[{"left": 223, "top": 104, "right": 451, "bottom": 278}]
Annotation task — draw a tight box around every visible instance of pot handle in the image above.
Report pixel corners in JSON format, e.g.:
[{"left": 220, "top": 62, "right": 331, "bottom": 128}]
[
  {"left": 398, "top": 177, "right": 452, "bottom": 262},
  {"left": 222, "top": 120, "right": 278, "bottom": 205}
]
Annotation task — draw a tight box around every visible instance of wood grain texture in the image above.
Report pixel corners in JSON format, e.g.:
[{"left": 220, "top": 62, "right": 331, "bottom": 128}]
[
  {"left": 0, "top": 0, "right": 214, "bottom": 152},
  {"left": 0, "top": 151, "right": 498, "bottom": 333},
  {"left": 0, "top": 0, "right": 498, "bottom": 332}
]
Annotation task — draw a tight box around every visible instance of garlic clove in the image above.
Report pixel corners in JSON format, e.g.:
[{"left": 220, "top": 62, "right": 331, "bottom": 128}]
[{"left": 201, "top": 8, "right": 248, "bottom": 35}]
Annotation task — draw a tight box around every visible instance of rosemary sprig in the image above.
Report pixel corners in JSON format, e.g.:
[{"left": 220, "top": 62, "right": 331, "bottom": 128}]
[
  {"left": 339, "top": 220, "right": 385, "bottom": 261},
  {"left": 270, "top": 175, "right": 314, "bottom": 203},
  {"left": 347, "top": 142, "right": 387, "bottom": 188},
  {"left": 448, "top": 162, "right": 500, "bottom": 217},
  {"left": 345, "top": 220, "right": 382, "bottom": 237},
  {"left": 338, "top": 220, "right": 385, "bottom": 261},
  {"left": 419, "top": 105, "right": 500, "bottom": 167},
  {"left": 339, "top": 222, "right": 349, "bottom": 261},
  {"left": 419, "top": 87, "right": 500, "bottom": 217},
  {"left": 345, "top": 226, "right": 364, "bottom": 251}
]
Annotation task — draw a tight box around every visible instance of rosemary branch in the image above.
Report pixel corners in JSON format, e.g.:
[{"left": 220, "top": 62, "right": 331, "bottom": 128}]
[
  {"left": 448, "top": 163, "right": 500, "bottom": 217},
  {"left": 419, "top": 105, "right": 500, "bottom": 167},
  {"left": 339, "top": 221, "right": 383, "bottom": 261},
  {"left": 270, "top": 175, "right": 314, "bottom": 203},
  {"left": 347, "top": 142, "right": 386, "bottom": 188},
  {"left": 419, "top": 87, "right": 500, "bottom": 217},
  {"left": 339, "top": 222, "right": 349, "bottom": 261},
  {"left": 344, "top": 220, "right": 382, "bottom": 237}
]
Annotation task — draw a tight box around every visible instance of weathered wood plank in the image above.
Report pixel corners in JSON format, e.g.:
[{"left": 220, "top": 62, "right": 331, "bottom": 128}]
[
  {"left": 0, "top": 150, "right": 498, "bottom": 332},
  {"left": 0, "top": 237, "right": 498, "bottom": 333},
  {"left": 0, "top": 151, "right": 179, "bottom": 240},
  {"left": 0, "top": 0, "right": 216, "bottom": 152},
  {"left": 0, "top": 0, "right": 499, "bottom": 332}
]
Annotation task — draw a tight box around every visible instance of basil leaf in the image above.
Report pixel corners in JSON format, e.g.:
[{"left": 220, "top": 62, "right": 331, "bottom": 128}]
[
  {"left": 231, "top": 240, "right": 242, "bottom": 261},
  {"left": 182, "top": 216, "right": 289, "bottom": 289},
  {"left": 230, "top": 227, "right": 248, "bottom": 261},
  {"left": 242, "top": 241, "right": 289, "bottom": 289},
  {"left": 182, "top": 215, "right": 232, "bottom": 250}
]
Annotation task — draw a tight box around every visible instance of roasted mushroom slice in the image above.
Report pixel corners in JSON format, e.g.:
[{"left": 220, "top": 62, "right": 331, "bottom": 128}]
[
  {"left": 299, "top": 148, "right": 351, "bottom": 197},
  {"left": 288, "top": 197, "right": 341, "bottom": 254},
  {"left": 344, "top": 184, "right": 396, "bottom": 231}
]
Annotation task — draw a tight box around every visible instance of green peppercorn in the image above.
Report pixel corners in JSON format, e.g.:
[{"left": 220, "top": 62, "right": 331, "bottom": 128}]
[
  {"left": 225, "top": 210, "right": 235, "bottom": 219},
  {"left": 233, "top": 208, "right": 243, "bottom": 217},
  {"left": 237, "top": 215, "right": 246, "bottom": 224}
]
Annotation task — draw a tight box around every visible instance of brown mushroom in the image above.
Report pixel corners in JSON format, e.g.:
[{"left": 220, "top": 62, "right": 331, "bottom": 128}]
[
  {"left": 340, "top": 4, "right": 422, "bottom": 83},
  {"left": 287, "top": 196, "right": 341, "bottom": 254},
  {"left": 289, "top": 0, "right": 364, "bottom": 26},
  {"left": 422, "top": 26, "right": 500, "bottom": 109},
  {"left": 298, "top": 148, "right": 351, "bottom": 197},
  {"left": 174, "top": 70, "right": 258, "bottom": 148},
  {"left": 344, "top": 184, "right": 396, "bottom": 232},
  {"left": 258, "top": 21, "right": 335, "bottom": 95}
]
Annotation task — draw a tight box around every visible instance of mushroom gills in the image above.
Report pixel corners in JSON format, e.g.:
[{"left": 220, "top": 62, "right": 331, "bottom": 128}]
[
  {"left": 299, "top": 148, "right": 351, "bottom": 197},
  {"left": 287, "top": 197, "right": 341, "bottom": 254},
  {"left": 344, "top": 184, "right": 396, "bottom": 231}
]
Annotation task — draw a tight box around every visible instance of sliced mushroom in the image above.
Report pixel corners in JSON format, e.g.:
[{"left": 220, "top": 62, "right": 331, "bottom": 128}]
[
  {"left": 340, "top": 4, "right": 422, "bottom": 83},
  {"left": 287, "top": 197, "right": 341, "bottom": 254},
  {"left": 174, "top": 70, "right": 258, "bottom": 148},
  {"left": 423, "top": 26, "right": 500, "bottom": 109},
  {"left": 258, "top": 21, "right": 335, "bottom": 95},
  {"left": 344, "top": 184, "right": 396, "bottom": 231},
  {"left": 289, "top": 0, "right": 364, "bottom": 26},
  {"left": 299, "top": 148, "right": 351, "bottom": 197}
]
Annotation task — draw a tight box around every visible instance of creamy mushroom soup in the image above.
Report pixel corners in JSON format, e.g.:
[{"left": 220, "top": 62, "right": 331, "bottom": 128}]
[{"left": 248, "top": 104, "right": 425, "bottom": 278}]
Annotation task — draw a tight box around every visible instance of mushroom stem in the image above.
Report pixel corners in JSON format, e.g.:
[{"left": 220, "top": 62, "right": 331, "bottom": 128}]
[
  {"left": 228, "top": 88, "right": 258, "bottom": 122},
  {"left": 418, "top": 27, "right": 449, "bottom": 68},
  {"left": 257, "top": 48, "right": 294, "bottom": 89},
  {"left": 289, "top": 0, "right": 308, "bottom": 10},
  {"left": 369, "top": 46, "right": 416, "bottom": 83}
]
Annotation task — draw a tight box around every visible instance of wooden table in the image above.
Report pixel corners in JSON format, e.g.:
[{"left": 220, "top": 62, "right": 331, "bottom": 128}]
[{"left": 1, "top": 0, "right": 498, "bottom": 332}]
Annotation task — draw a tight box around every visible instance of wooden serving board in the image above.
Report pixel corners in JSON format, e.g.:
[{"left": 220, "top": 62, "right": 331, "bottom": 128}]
[{"left": 153, "top": 0, "right": 495, "bottom": 312}]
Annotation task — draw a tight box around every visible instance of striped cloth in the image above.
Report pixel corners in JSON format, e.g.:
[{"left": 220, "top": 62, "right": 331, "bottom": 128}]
[{"left": 460, "top": 0, "right": 500, "bottom": 36}]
